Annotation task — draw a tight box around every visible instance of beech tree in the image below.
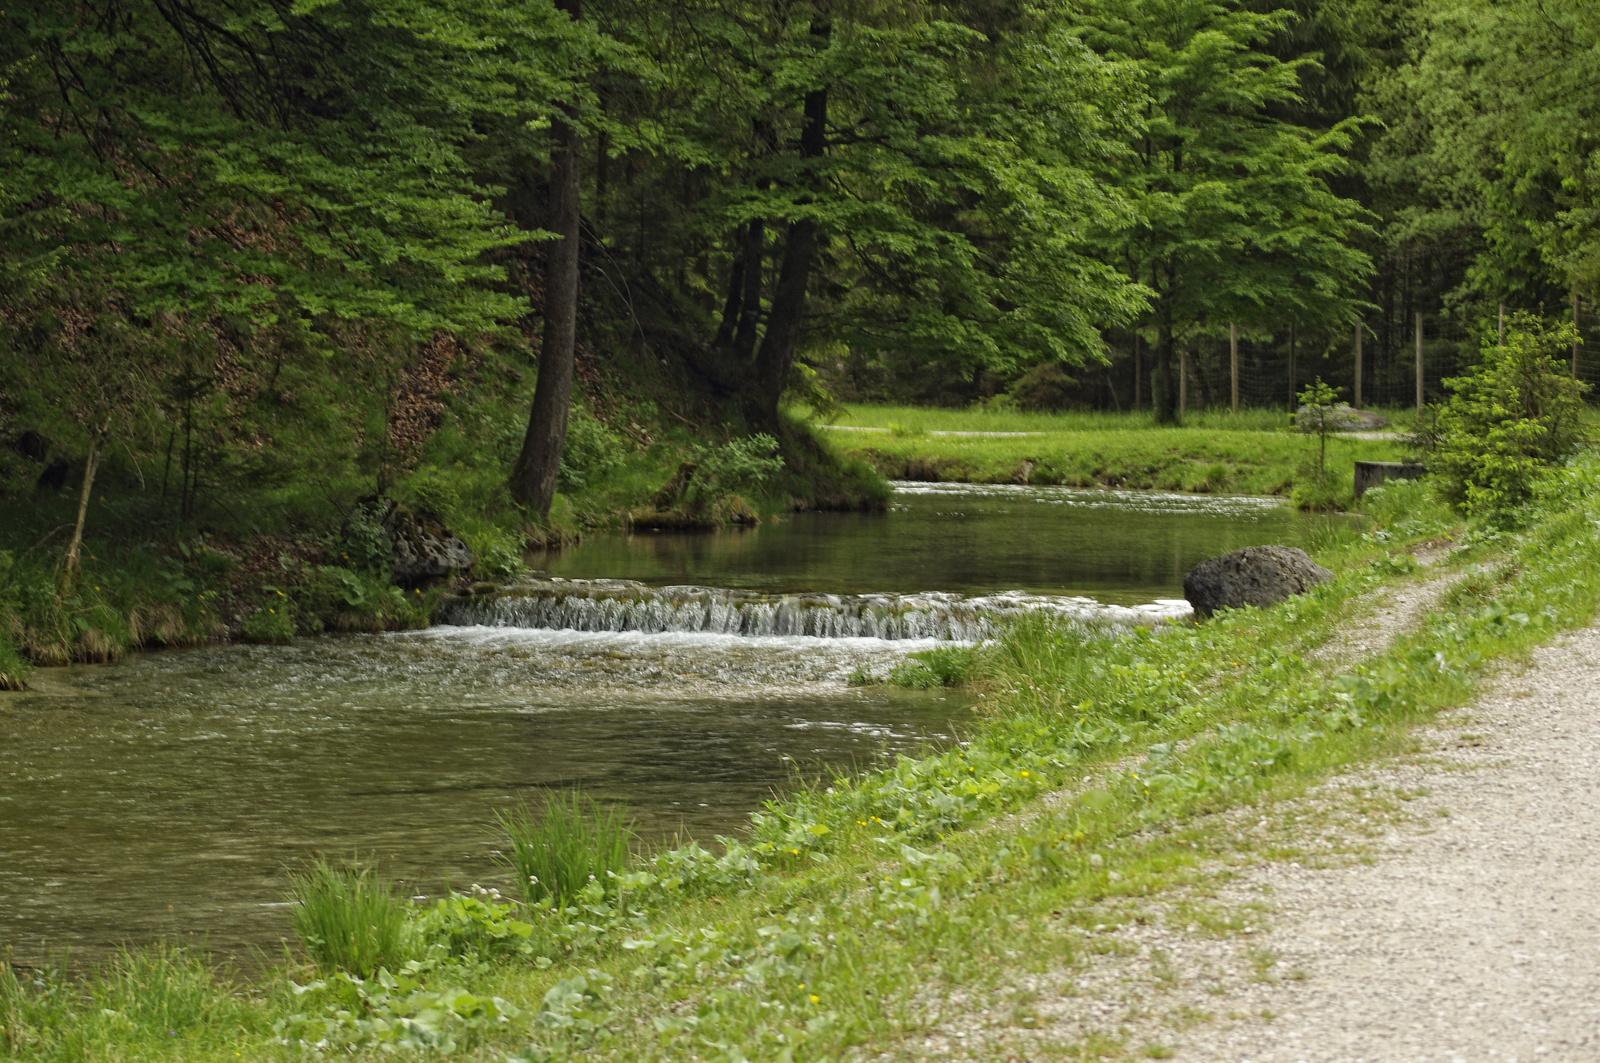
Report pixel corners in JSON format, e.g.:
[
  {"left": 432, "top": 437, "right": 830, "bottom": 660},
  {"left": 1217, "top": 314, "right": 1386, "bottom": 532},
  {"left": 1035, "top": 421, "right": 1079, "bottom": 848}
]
[{"left": 1077, "top": 0, "right": 1373, "bottom": 422}]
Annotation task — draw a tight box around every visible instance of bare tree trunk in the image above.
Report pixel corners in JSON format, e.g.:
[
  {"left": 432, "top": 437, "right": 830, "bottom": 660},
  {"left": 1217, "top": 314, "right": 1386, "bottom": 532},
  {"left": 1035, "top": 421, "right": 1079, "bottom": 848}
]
[
  {"left": 62, "top": 427, "right": 104, "bottom": 595},
  {"left": 510, "top": 0, "right": 583, "bottom": 517}
]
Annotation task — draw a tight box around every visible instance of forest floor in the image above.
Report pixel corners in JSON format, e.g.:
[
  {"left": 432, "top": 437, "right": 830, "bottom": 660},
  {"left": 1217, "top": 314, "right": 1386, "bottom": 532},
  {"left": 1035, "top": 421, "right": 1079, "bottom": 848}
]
[{"left": 819, "top": 405, "right": 1412, "bottom": 497}]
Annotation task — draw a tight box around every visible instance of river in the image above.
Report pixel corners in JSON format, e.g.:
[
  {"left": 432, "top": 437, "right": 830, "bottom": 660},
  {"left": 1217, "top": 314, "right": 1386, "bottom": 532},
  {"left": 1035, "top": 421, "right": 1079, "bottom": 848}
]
[{"left": 0, "top": 483, "right": 1345, "bottom": 962}]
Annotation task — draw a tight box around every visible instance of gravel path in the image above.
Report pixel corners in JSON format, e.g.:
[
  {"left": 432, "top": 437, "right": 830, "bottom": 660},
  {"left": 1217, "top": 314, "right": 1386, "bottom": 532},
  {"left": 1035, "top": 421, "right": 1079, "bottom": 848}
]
[
  {"left": 1026, "top": 621, "right": 1600, "bottom": 1063},
  {"left": 1160, "top": 624, "right": 1600, "bottom": 1062}
]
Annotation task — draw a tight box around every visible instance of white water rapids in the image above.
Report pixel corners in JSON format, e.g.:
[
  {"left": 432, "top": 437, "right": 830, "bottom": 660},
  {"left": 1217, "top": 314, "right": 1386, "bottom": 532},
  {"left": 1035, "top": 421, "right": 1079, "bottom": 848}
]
[{"left": 438, "top": 578, "right": 1193, "bottom": 641}]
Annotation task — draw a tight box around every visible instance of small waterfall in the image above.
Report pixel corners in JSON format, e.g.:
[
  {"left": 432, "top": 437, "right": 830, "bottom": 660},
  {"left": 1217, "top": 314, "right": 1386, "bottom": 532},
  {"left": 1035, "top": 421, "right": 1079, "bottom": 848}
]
[{"left": 438, "top": 579, "right": 1190, "bottom": 641}]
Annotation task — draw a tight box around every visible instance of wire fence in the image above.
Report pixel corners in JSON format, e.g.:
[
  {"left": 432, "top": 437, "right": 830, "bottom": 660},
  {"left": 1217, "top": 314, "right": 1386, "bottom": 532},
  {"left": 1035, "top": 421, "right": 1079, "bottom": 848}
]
[{"left": 1100, "top": 299, "right": 1600, "bottom": 414}]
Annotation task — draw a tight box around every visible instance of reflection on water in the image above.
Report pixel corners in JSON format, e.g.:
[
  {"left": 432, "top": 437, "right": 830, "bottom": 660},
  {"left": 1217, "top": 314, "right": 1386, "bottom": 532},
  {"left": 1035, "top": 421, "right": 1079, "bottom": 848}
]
[
  {"left": 0, "top": 483, "right": 1342, "bottom": 962},
  {"left": 537, "top": 482, "right": 1347, "bottom": 604},
  {"left": 0, "top": 630, "right": 964, "bottom": 962}
]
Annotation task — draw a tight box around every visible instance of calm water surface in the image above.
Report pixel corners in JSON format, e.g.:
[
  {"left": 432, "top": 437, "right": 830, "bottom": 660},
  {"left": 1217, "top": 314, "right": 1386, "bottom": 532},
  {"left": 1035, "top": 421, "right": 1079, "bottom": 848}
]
[
  {"left": 538, "top": 482, "right": 1343, "bottom": 603},
  {"left": 0, "top": 484, "right": 1345, "bottom": 961}
]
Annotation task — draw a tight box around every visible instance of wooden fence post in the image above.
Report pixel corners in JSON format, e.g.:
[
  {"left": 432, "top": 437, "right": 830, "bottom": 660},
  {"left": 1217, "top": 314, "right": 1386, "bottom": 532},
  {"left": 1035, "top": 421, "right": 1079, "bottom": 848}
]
[
  {"left": 1134, "top": 333, "right": 1141, "bottom": 409},
  {"left": 1288, "top": 324, "right": 1297, "bottom": 409},
  {"left": 1230, "top": 323, "right": 1239, "bottom": 414},
  {"left": 1353, "top": 321, "right": 1362, "bottom": 408},
  {"left": 1415, "top": 311, "right": 1424, "bottom": 415},
  {"left": 1179, "top": 344, "right": 1188, "bottom": 419}
]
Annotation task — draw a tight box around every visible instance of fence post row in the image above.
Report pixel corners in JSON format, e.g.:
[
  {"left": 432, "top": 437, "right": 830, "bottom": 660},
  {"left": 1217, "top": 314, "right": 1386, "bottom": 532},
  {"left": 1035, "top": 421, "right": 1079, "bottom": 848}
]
[{"left": 1230, "top": 322, "right": 1239, "bottom": 415}]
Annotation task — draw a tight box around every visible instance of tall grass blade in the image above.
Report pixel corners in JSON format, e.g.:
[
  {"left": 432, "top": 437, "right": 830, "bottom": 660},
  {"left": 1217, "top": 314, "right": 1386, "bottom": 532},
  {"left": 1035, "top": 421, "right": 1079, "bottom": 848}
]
[
  {"left": 288, "top": 858, "right": 409, "bottom": 977},
  {"left": 497, "top": 791, "right": 634, "bottom": 904}
]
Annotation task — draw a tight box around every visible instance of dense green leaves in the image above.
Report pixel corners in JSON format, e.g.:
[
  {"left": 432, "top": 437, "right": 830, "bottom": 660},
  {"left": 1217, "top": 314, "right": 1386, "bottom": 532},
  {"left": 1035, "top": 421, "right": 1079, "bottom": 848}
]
[{"left": 1075, "top": 0, "right": 1373, "bottom": 420}]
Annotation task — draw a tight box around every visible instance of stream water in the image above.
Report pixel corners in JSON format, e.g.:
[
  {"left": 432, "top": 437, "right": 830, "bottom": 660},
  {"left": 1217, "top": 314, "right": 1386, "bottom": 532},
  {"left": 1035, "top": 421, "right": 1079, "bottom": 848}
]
[{"left": 0, "top": 484, "right": 1346, "bottom": 963}]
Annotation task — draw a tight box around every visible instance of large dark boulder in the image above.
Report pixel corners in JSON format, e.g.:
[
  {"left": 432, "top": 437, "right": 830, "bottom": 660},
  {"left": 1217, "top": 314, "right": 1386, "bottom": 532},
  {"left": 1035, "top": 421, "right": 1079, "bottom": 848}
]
[{"left": 1183, "top": 545, "right": 1332, "bottom": 619}]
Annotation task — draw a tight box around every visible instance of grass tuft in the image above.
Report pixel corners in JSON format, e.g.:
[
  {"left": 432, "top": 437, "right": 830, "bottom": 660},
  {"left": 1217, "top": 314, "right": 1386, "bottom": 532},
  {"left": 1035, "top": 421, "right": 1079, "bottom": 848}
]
[
  {"left": 497, "top": 791, "right": 634, "bottom": 905},
  {"left": 288, "top": 858, "right": 411, "bottom": 977}
]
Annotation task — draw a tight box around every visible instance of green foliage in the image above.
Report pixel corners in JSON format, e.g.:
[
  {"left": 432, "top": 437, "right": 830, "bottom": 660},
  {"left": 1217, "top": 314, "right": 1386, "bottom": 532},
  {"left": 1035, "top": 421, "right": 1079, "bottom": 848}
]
[
  {"left": 242, "top": 605, "right": 295, "bottom": 645},
  {"left": 455, "top": 518, "right": 526, "bottom": 582},
  {"left": 406, "top": 467, "right": 466, "bottom": 522},
  {"left": 411, "top": 887, "right": 538, "bottom": 962},
  {"left": 276, "top": 964, "right": 522, "bottom": 1054},
  {"left": 1075, "top": 0, "right": 1372, "bottom": 420},
  {"left": 557, "top": 410, "right": 629, "bottom": 493},
  {"left": 1008, "top": 364, "right": 1080, "bottom": 412},
  {"left": 1292, "top": 378, "right": 1347, "bottom": 509},
  {"left": 681, "top": 435, "right": 787, "bottom": 515},
  {"left": 289, "top": 859, "right": 412, "bottom": 978},
  {"left": 0, "top": 944, "right": 265, "bottom": 1058},
  {"left": 340, "top": 505, "right": 396, "bottom": 579},
  {"left": 498, "top": 793, "right": 635, "bottom": 906},
  {"left": 887, "top": 646, "right": 981, "bottom": 688},
  {"left": 1431, "top": 314, "right": 1589, "bottom": 516}
]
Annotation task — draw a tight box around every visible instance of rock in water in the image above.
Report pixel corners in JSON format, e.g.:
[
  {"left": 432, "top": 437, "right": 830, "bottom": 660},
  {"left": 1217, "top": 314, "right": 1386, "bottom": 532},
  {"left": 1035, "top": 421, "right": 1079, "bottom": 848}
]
[
  {"left": 1183, "top": 545, "right": 1332, "bottom": 619},
  {"left": 379, "top": 500, "right": 475, "bottom": 582}
]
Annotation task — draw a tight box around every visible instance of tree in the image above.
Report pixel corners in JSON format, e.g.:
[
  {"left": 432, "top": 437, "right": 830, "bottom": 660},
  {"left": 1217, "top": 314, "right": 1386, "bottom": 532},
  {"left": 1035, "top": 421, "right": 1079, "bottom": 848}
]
[
  {"left": 1432, "top": 313, "right": 1589, "bottom": 516},
  {"left": 1397, "top": 0, "right": 1600, "bottom": 303},
  {"left": 510, "top": 0, "right": 588, "bottom": 515},
  {"left": 567, "top": 0, "right": 1143, "bottom": 428},
  {"left": 1076, "top": 0, "right": 1373, "bottom": 422},
  {"left": 0, "top": 0, "right": 590, "bottom": 553}
]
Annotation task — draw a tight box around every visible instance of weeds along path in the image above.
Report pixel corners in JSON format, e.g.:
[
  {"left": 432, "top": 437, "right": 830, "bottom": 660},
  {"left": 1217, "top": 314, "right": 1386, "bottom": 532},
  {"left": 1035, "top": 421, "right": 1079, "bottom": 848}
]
[{"left": 1043, "top": 607, "right": 1600, "bottom": 1060}]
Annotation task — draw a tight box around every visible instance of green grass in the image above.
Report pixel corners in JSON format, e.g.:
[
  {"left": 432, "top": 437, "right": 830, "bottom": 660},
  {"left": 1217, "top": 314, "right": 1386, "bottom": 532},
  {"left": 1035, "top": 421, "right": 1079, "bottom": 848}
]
[
  {"left": 15, "top": 464, "right": 1600, "bottom": 1061},
  {"left": 288, "top": 859, "right": 412, "bottom": 978},
  {"left": 816, "top": 402, "right": 1414, "bottom": 497},
  {"left": 497, "top": 792, "right": 636, "bottom": 905}
]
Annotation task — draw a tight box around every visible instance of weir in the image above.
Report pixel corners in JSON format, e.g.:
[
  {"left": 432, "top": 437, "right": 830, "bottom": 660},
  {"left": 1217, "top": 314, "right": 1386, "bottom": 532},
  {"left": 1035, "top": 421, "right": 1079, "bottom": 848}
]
[{"left": 439, "top": 578, "right": 1192, "bottom": 640}]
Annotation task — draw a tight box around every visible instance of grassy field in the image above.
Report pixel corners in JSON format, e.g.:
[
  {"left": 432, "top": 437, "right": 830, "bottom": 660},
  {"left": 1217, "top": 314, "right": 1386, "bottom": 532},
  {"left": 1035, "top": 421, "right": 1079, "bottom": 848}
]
[
  {"left": 10, "top": 463, "right": 1600, "bottom": 1061},
  {"left": 816, "top": 404, "right": 1415, "bottom": 497}
]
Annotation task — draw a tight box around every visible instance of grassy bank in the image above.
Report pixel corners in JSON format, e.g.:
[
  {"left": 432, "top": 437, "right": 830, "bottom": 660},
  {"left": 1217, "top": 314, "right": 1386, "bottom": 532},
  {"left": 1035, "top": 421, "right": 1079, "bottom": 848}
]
[
  {"left": 0, "top": 386, "right": 884, "bottom": 682},
  {"left": 819, "top": 404, "right": 1412, "bottom": 498},
  {"left": 8, "top": 456, "right": 1600, "bottom": 1060}
]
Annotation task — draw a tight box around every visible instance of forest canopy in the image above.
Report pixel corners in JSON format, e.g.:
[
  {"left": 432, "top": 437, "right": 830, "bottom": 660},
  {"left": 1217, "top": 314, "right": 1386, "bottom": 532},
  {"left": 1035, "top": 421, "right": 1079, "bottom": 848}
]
[{"left": 2, "top": 0, "right": 1597, "bottom": 524}]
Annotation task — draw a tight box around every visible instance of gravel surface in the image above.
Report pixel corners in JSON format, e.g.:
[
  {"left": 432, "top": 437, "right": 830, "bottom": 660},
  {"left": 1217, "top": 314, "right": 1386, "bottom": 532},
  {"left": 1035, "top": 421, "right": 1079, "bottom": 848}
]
[
  {"left": 1159, "top": 624, "right": 1600, "bottom": 1062},
  {"left": 1024, "top": 623, "right": 1600, "bottom": 1062}
]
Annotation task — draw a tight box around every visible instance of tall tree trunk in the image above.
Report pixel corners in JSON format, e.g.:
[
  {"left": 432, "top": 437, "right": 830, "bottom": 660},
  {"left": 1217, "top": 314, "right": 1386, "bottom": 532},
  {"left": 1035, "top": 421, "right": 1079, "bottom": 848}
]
[
  {"left": 731, "top": 219, "right": 765, "bottom": 359},
  {"left": 748, "top": 81, "right": 827, "bottom": 430},
  {"left": 61, "top": 426, "right": 105, "bottom": 595},
  {"left": 712, "top": 223, "right": 749, "bottom": 349},
  {"left": 509, "top": 0, "right": 582, "bottom": 516}
]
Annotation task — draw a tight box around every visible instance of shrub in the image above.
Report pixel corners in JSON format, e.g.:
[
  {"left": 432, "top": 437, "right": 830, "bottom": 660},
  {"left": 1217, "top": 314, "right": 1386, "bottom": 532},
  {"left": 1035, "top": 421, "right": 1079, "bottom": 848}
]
[
  {"left": 685, "top": 434, "right": 785, "bottom": 512},
  {"left": 339, "top": 502, "right": 394, "bottom": 578},
  {"left": 557, "top": 408, "right": 628, "bottom": 492},
  {"left": 454, "top": 518, "right": 523, "bottom": 581},
  {"left": 887, "top": 646, "right": 980, "bottom": 688},
  {"left": 405, "top": 466, "right": 463, "bottom": 520},
  {"left": 1007, "top": 363, "right": 1078, "bottom": 411},
  {"left": 241, "top": 605, "right": 295, "bottom": 644},
  {"left": 1431, "top": 313, "right": 1589, "bottom": 517},
  {"left": 497, "top": 791, "right": 634, "bottom": 905},
  {"left": 289, "top": 859, "right": 411, "bottom": 977}
]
